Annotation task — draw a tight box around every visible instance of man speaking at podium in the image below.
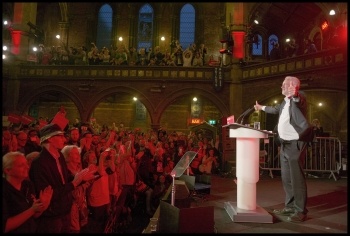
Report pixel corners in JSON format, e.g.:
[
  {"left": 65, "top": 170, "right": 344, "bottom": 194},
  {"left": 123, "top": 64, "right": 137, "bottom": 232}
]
[{"left": 254, "top": 76, "right": 313, "bottom": 223}]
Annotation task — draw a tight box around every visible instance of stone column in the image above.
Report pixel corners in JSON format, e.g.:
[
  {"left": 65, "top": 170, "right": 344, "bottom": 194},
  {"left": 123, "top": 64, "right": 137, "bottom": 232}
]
[
  {"left": 11, "top": 2, "right": 38, "bottom": 61},
  {"left": 58, "top": 21, "right": 69, "bottom": 49}
]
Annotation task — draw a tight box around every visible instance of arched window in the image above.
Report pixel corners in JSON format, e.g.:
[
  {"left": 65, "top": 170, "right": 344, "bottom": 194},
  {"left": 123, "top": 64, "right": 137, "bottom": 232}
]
[
  {"left": 251, "top": 34, "right": 262, "bottom": 56},
  {"left": 179, "top": 4, "right": 195, "bottom": 49},
  {"left": 96, "top": 4, "right": 113, "bottom": 49},
  {"left": 268, "top": 34, "right": 279, "bottom": 55},
  {"left": 137, "top": 4, "right": 154, "bottom": 51}
]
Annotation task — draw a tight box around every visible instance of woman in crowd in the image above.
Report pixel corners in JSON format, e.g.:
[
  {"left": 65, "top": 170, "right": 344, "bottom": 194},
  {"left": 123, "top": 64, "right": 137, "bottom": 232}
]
[{"left": 62, "top": 145, "right": 93, "bottom": 233}]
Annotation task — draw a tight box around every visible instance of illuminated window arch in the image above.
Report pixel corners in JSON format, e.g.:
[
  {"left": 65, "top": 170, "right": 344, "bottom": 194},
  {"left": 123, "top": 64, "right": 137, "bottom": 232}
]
[
  {"left": 137, "top": 4, "right": 154, "bottom": 51},
  {"left": 268, "top": 34, "right": 279, "bottom": 54},
  {"left": 251, "top": 34, "right": 262, "bottom": 56},
  {"left": 179, "top": 4, "right": 195, "bottom": 49},
  {"left": 96, "top": 4, "right": 113, "bottom": 49}
]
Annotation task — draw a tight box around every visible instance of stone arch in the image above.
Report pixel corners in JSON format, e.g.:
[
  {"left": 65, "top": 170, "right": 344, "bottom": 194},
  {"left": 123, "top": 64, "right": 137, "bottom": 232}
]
[
  {"left": 153, "top": 87, "right": 230, "bottom": 124},
  {"left": 81, "top": 86, "right": 156, "bottom": 123},
  {"left": 18, "top": 85, "right": 85, "bottom": 118}
]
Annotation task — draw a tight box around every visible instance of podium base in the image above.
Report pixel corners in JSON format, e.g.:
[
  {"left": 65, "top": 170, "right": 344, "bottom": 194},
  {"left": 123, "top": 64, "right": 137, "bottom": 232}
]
[{"left": 224, "top": 201, "right": 273, "bottom": 223}]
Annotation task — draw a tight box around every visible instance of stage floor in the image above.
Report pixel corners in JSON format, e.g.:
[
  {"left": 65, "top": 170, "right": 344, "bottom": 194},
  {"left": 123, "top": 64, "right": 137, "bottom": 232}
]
[{"left": 127, "top": 172, "right": 348, "bottom": 234}]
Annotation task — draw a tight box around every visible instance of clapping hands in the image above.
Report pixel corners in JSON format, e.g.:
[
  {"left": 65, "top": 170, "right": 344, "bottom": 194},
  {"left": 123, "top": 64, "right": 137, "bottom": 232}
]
[
  {"left": 39, "top": 185, "right": 53, "bottom": 211},
  {"left": 73, "top": 168, "right": 96, "bottom": 186}
]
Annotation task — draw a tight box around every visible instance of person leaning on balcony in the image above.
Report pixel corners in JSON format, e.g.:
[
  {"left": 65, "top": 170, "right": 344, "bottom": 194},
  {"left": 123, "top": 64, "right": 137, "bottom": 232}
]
[
  {"left": 127, "top": 47, "right": 138, "bottom": 66},
  {"left": 285, "top": 38, "right": 298, "bottom": 57},
  {"left": 304, "top": 39, "right": 317, "bottom": 54},
  {"left": 192, "top": 51, "right": 204, "bottom": 67},
  {"left": 270, "top": 43, "right": 281, "bottom": 60}
]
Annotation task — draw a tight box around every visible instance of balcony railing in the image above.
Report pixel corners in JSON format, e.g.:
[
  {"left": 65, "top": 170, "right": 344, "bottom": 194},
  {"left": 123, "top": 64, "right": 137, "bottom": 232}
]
[
  {"left": 241, "top": 47, "right": 347, "bottom": 80},
  {"left": 3, "top": 47, "right": 346, "bottom": 82}
]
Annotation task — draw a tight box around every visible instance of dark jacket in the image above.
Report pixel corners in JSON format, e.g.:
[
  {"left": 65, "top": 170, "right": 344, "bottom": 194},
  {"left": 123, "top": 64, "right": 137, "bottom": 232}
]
[
  {"left": 264, "top": 91, "right": 314, "bottom": 142},
  {"left": 29, "top": 147, "right": 75, "bottom": 218}
]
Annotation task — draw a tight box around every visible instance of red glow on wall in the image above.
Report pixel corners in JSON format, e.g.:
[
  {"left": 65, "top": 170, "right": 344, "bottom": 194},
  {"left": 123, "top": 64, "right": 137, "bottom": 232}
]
[
  {"left": 11, "top": 31, "right": 22, "bottom": 55},
  {"left": 232, "top": 31, "right": 245, "bottom": 59},
  {"left": 321, "top": 21, "right": 329, "bottom": 30}
]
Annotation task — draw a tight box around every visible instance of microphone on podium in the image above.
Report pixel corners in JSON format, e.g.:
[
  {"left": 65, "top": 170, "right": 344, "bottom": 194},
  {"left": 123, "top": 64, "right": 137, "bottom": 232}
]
[{"left": 237, "top": 107, "right": 254, "bottom": 124}]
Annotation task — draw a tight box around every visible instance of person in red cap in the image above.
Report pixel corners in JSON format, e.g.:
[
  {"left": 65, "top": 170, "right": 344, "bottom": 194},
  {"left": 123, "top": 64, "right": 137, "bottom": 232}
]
[{"left": 29, "top": 123, "right": 95, "bottom": 233}]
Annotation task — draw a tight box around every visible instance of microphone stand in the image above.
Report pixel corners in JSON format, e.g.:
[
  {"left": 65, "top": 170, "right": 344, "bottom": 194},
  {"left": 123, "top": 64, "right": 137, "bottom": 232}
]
[{"left": 237, "top": 107, "right": 254, "bottom": 124}]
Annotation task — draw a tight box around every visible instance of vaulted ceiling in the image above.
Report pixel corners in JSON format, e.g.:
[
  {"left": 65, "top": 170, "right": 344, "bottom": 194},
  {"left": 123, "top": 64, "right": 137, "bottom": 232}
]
[
  {"left": 249, "top": 2, "right": 348, "bottom": 39},
  {"left": 254, "top": 3, "right": 323, "bottom": 35}
]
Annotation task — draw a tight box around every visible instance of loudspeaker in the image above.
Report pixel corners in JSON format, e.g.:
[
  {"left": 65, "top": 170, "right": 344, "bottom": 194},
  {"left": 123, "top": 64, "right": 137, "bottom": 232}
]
[{"left": 159, "top": 201, "right": 215, "bottom": 233}]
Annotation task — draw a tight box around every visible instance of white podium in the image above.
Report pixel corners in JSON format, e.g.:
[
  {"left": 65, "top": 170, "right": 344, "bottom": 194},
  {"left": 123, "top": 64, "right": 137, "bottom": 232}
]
[{"left": 223, "top": 123, "right": 273, "bottom": 223}]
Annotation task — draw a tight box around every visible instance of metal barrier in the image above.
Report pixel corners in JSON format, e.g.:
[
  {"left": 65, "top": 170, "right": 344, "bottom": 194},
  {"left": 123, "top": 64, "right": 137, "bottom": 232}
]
[{"left": 260, "top": 136, "right": 343, "bottom": 181}]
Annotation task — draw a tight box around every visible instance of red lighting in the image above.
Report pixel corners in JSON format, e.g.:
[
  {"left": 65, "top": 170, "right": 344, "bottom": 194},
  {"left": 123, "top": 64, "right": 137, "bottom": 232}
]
[
  {"left": 232, "top": 31, "right": 245, "bottom": 58},
  {"left": 11, "top": 30, "right": 22, "bottom": 55}
]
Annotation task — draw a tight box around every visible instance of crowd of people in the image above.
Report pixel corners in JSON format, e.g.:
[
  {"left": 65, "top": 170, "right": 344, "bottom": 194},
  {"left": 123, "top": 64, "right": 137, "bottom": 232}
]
[
  {"left": 2, "top": 109, "right": 221, "bottom": 233},
  {"left": 32, "top": 40, "right": 210, "bottom": 67},
  {"left": 269, "top": 38, "right": 318, "bottom": 61}
]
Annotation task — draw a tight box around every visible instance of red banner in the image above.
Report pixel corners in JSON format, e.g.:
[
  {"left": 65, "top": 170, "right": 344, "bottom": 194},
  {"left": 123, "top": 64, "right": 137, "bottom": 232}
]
[
  {"left": 7, "top": 113, "right": 21, "bottom": 124},
  {"left": 21, "top": 114, "right": 35, "bottom": 125},
  {"left": 51, "top": 112, "right": 69, "bottom": 130},
  {"left": 39, "top": 119, "right": 48, "bottom": 129}
]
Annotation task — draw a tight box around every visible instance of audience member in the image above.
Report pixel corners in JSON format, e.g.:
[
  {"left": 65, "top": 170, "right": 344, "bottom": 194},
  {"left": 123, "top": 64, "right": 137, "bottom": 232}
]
[
  {"left": 192, "top": 51, "right": 204, "bottom": 66},
  {"left": 137, "top": 48, "right": 148, "bottom": 66},
  {"left": 3, "top": 151, "right": 53, "bottom": 233},
  {"left": 189, "top": 141, "right": 204, "bottom": 175},
  {"left": 25, "top": 151, "right": 40, "bottom": 170},
  {"left": 29, "top": 123, "right": 95, "bottom": 233},
  {"left": 84, "top": 148, "right": 115, "bottom": 233},
  {"left": 151, "top": 174, "right": 170, "bottom": 209},
  {"left": 285, "top": 38, "right": 298, "bottom": 57},
  {"left": 311, "top": 119, "right": 324, "bottom": 137},
  {"left": 270, "top": 43, "right": 281, "bottom": 60},
  {"left": 61, "top": 145, "right": 92, "bottom": 233},
  {"left": 66, "top": 127, "right": 81, "bottom": 147},
  {"left": 15, "top": 131, "right": 28, "bottom": 154},
  {"left": 173, "top": 40, "right": 183, "bottom": 66},
  {"left": 24, "top": 129, "right": 42, "bottom": 155},
  {"left": 134, "top": 138, "right": 154, "bottom": 216},
  {"left": 182, "top": 48, "right": 193, "bottom": 67},
  {"left": 198, "top": 43, "right": 207, "bottom": 65},
  {"left": 304, "top": 39, "right": 317, "bottom": 54},
  {"left": 3, "top": 129, "right": 17, "bottom": 156},
  {"left": 199, "top": 147, "right": 218, "bottom": 174},
  {"left": 127, "top": 47, "right": 138, "bottom": 66}
]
